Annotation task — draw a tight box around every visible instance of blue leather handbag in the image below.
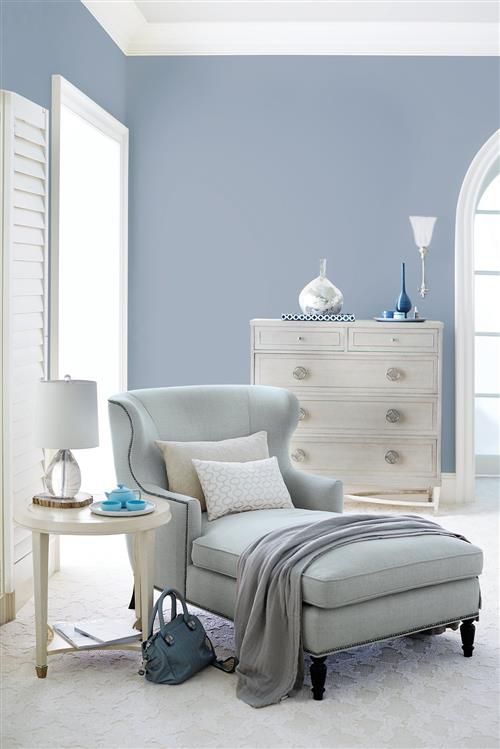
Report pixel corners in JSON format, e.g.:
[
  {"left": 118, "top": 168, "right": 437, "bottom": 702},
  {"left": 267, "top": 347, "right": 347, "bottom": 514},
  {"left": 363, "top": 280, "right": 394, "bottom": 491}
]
[{"left": 140, "top": 588, "right": 235, "bottom": 684}]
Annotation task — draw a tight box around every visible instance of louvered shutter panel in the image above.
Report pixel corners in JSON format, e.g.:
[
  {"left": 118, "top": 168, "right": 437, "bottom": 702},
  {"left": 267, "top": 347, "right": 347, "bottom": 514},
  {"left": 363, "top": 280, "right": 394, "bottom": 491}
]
[{"left": 1, "top": 91, "right": 49, "bottom": 617}]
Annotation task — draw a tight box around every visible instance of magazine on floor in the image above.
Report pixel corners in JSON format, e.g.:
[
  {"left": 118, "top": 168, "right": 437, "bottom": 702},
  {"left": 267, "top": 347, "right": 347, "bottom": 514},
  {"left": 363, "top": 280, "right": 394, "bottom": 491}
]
[{"left": 53, "top": 620, "right": 140, "bottom": 648}]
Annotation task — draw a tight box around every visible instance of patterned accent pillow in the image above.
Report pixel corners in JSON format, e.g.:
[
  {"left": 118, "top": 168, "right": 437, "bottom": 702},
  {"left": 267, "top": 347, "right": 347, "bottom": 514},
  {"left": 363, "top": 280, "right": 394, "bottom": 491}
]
[
  {"left": 192, "top": 456, "right": 293, "bottom": 521},
  {"left": 155, "top": 431, "right": 269, "bottom": 511}
]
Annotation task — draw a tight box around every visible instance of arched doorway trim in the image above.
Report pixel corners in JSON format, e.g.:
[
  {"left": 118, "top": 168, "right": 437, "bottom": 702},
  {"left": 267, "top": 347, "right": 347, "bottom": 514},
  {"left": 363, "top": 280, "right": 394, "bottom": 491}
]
[{"left": 455, "top": 129, "right": 500, "bottom": 503}]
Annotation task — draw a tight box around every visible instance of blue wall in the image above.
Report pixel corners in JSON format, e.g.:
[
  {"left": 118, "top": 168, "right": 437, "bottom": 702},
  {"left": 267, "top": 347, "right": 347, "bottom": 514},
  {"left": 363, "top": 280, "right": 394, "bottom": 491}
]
[
  {"left": 126, "top": 56, "right": 499, "bottom": 472},
  {"left": 2, "top": 3, "right": 498, "bottom": 472},
  {"left": 0, "top": 0, "right": 126, "bottom": 122}
]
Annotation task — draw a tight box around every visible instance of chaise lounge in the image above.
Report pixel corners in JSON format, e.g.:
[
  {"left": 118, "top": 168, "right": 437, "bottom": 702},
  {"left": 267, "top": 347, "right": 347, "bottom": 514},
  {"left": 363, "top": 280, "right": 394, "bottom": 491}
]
[{"left": 109, "top": 385, "right": 483, "bottom": 700}]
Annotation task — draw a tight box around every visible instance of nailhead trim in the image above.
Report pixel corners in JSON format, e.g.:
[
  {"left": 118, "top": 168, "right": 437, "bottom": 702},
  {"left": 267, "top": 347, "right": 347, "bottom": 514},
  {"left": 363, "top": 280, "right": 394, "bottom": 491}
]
[
  {"left": 309, "top": 612, "right": 480, "bottom": 657},
  {"left": 109, "top": 398, "right": 191, "bottom": 591}
]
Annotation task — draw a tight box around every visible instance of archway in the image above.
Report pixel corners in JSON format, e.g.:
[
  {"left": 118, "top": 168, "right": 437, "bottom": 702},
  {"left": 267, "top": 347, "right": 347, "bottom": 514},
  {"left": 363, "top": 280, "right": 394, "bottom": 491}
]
[{"left": 455, "top": 129, "right": 500, "bottom": 503}]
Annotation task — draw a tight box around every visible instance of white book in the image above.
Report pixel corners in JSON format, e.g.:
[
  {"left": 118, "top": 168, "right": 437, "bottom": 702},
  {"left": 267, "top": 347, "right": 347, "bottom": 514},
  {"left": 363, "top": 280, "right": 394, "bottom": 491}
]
[
  {"left": 52, "top": 622, "right": 101, "bottom": 649},
  {"left": 74, "top": 619, "right": 141, "bottom": 645}
]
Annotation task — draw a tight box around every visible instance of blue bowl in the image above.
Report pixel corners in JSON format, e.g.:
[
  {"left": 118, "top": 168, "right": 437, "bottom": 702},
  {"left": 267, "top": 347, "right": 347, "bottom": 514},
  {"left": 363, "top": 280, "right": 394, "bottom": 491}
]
[
  {"left": 101, "top": 500, "right": 122, "bottom": 512},
  {"left": 126, "top": 499, "right": 146, "bottom": 512}
]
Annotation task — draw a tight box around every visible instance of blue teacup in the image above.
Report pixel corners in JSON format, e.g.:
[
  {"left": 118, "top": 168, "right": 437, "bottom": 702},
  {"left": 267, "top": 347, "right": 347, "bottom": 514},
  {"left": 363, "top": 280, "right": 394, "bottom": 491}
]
[
  {"left": 126, "top": 499, "right": 146, "bottom": 512},
  {"left": 382, "top": 310, "right": 394, "bottom": 319},
  {"left": 101, "top": 500, "right": 122, "bottom": 512}
]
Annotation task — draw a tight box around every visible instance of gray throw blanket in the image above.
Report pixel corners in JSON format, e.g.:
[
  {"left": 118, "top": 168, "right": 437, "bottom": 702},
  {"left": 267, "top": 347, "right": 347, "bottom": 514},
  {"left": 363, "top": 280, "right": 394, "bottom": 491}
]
[{"left": 235, "top": 513, "right": 467, "bottom": 708}]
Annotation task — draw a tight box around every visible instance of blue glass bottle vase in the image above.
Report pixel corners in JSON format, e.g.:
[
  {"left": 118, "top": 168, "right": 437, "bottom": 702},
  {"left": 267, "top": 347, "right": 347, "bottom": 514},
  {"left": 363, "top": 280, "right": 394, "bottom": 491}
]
[{"left": 395, "top": 262, "right": 412, "bottom": 315}]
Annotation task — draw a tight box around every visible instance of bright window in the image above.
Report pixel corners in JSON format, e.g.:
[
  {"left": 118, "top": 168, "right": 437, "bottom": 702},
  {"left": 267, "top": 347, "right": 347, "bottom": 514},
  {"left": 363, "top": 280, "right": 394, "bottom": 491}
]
[
  {"left": 474, "top": 171, "right": 500, "bottom": 475},
  {"left": 52, "top": 77, "right": 128, "bottom": 495}
]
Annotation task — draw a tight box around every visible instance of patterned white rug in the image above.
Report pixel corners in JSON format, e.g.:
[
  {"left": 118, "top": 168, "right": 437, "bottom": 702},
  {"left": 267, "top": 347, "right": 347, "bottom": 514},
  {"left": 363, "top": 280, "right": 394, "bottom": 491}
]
[{"left": 1, "top": 505, "right": 499, "bottom": 749}]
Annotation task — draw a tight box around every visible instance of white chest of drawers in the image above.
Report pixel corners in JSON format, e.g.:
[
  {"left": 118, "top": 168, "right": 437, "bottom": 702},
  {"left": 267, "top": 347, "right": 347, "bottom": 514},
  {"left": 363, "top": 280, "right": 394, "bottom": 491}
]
[{"left": 251, "top": 319, "right": 443, "bottom": 511}]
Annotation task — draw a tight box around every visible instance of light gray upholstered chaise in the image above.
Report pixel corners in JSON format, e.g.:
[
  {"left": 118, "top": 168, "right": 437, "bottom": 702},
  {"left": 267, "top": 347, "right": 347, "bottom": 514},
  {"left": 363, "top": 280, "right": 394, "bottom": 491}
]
[{"left": 109, "top": 385, "right": 482, "bottom": 700}]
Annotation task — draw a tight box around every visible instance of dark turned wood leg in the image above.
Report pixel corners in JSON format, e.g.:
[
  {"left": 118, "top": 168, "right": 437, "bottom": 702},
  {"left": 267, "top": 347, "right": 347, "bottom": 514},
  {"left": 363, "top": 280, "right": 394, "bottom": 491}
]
[
  {"left": 128, "top": 586, "right": 135, "bottom": 610},
  {"left": 310, "top": 656, "right": 327, "bottom": 700},
  {"left": 460, "top": 619, "right": 476, "bottom": 657}
]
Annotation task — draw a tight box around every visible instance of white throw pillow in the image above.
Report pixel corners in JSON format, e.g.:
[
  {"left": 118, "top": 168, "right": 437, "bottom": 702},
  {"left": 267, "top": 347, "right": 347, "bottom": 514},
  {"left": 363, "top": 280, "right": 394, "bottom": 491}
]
[
  {"left": 192, "top": 456, "right": 293, "bottom": 521},
  {"left": 155, "top": 431, "right": 269, "bottom": 511}
]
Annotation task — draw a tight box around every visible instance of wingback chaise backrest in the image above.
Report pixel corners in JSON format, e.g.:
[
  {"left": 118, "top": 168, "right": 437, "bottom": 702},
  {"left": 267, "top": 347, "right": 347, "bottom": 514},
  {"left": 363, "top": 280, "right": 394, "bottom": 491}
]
[{"left": 108, "top": 385, "right": 300, "bottom": 593}]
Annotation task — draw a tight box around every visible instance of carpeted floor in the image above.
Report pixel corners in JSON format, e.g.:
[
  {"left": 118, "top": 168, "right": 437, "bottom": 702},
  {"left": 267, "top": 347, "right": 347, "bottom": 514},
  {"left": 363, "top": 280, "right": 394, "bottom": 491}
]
[{"left": 1, "top": 499, "right": 499, "bottom": 749}]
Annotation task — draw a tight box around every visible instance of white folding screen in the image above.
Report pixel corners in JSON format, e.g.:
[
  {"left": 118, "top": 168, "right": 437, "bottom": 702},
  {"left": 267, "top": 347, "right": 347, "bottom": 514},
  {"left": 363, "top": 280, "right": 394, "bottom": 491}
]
[{"left": 1, "top": 90, "right": 50, "bottom": 622}]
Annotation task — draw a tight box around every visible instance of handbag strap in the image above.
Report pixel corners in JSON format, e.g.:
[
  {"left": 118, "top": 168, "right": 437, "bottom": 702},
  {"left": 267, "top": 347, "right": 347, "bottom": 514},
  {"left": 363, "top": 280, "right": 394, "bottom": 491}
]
[
  {"left": 213, "top": 655, "right": 238, "bottom": 674},
  {"left": 205, "top": 634, "right": 238, "bottom": 674}
]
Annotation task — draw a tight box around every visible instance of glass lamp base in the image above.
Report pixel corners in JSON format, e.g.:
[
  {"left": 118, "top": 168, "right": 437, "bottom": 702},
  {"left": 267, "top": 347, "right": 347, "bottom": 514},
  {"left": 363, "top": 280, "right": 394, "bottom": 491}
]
[{"left": 44, "top": 448, "right": 82, "bottom": 498}]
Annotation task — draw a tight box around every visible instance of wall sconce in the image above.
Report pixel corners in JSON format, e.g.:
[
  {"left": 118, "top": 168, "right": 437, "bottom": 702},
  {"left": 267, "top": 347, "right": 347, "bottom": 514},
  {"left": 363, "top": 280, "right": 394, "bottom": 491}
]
[{"left": 409, "top": 216, "right": 437, "bottom": 298}]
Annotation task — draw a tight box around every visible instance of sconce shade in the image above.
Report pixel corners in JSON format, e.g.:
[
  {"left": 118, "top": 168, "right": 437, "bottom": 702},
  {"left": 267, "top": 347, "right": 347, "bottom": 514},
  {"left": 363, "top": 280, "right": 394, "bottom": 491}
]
[
  {"left": 409, "top": 216, "right": 437, "bottom": 248},
  {"left": 35, "top": 379, "right": 99, "bottom": 449}
]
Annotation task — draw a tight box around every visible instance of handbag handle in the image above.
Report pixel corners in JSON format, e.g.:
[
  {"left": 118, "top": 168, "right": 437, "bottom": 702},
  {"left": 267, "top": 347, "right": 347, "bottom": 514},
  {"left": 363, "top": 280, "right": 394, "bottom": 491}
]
[{"left": 148, "top": 588, "right": 191, "bottom": 638}]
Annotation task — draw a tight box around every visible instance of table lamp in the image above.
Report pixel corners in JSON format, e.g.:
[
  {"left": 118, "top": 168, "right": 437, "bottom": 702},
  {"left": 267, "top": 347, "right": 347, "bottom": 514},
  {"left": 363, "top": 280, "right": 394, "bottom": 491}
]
[
  {"left": 35, "top": 376, "right": 99, "bottom": 501},
  {"left": 409, "top": 216, "right": 437, "bottom": 298}
]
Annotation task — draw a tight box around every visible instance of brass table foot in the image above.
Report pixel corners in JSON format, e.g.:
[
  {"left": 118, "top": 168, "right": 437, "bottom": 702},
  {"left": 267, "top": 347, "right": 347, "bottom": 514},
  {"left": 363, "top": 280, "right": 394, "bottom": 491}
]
[{"left": 36, "top": 665, "right": 48, "bottom": 679}]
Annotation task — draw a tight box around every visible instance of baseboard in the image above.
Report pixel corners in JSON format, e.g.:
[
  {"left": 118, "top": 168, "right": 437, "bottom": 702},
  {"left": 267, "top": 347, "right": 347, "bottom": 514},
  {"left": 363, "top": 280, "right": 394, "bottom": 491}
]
[
  {"left": 343, "top": 474, "right": 458, "bottom": 507},
  {"left": 0, "top": 591, "right": 16, "bottom": 625},
  {"left": 440, "top": 473, "right": 458, "bottom": 505},
  {"left": 2, "top": 538, "right": 61, "bottom": 623}
]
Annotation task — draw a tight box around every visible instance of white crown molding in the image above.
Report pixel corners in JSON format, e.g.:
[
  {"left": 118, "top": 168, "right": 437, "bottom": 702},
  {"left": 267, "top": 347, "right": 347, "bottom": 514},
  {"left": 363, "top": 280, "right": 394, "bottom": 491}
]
[
  {"left": 82, "top": 0, "right": 147, "bottom": 53},
  {"left": 135, "top": 1, "right": 499, "bottom": 25},
  {"left": 81, "top": 2, "right": 499, "bottom": 56},
  {"left": 127, "top": 21, "right": 499, "bottom": 57}
]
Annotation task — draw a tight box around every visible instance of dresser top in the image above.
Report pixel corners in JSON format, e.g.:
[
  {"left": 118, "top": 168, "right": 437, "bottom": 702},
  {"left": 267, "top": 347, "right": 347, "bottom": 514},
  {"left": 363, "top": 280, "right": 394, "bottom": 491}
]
[{"left": 251, "top": 319, "right": 443, "bottom": 328}]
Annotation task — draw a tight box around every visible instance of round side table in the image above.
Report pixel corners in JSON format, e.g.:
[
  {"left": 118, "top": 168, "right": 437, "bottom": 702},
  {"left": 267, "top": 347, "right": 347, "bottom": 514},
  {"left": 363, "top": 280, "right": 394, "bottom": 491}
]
[{"left": 15, "top": 497, "right": 171, "bottom": 678}]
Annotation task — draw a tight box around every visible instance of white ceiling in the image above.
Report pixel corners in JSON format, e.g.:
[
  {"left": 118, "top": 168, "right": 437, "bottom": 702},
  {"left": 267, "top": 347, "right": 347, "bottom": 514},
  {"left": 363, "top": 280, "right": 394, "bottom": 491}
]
[
  {"left": 81, "top": 0, "right": 500, "bottom": 55},
  {"left": 135, "top": 1, "right": 499, "bottom": 25}
]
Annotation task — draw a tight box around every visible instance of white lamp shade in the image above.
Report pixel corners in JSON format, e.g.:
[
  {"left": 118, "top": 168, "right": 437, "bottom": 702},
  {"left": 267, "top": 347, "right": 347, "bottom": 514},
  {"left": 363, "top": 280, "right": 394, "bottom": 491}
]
[
  {"left": 409, "top": 216, "right": 437, "bottom": 248},
  {"left": 35, "top": 379, "right": 99, "bottom": 449}
]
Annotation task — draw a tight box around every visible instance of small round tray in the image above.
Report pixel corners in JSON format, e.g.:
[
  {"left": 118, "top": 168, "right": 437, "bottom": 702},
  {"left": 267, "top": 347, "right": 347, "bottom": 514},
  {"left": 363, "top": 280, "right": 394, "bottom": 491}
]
[
  {"left": 90, "top": 500, "right": 155, "bottom": 517},
  {"left": 373, "top": 317, "right": 427, "bottom": 323}
]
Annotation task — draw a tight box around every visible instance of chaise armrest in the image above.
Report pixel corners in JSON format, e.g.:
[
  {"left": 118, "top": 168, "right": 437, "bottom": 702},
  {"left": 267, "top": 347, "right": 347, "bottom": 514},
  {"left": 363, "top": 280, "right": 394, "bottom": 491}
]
[
  {"left": 141, "top": 482, "right": 202, "bottom": 545},
  {"left": 123, "top": 482, "right": 203, "bottom": 594},
  {"left": 283, "top": 468, "right": 343, "bottom": 514}
]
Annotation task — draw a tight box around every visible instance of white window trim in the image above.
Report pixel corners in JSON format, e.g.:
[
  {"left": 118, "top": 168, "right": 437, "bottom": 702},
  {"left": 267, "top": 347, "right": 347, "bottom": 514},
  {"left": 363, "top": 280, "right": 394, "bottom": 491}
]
[
  {"left": 50, "top": 75, "right": 128, "bottom": 389},
  {"left": 454, "top": 128, "right": 500, "bottom": 503}
]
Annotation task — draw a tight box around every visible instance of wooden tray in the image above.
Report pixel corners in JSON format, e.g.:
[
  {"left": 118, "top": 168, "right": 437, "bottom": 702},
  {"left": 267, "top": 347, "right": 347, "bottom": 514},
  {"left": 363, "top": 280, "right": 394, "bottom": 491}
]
[{"left": 33, "top": 492, "right": 93, "bottom": 509}]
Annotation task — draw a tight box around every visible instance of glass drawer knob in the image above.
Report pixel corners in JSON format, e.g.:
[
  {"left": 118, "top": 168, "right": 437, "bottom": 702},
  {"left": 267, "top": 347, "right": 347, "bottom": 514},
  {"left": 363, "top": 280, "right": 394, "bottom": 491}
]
[
  {"left": 291, "top": 449, "right": 306, "bottom": 463},
  {"left": 385, "top": 450, "right": 400, "bottom": 464},
  {"left": 386, "top": 409, "right": 401, "bottom": 423},
  {"left": 298, "top": 407, "right": 307, "bottom": 421},
  {"left": 293, "top": 366, "right": 308, "bottom": 380},
  {"left": 386, "top": 367, "right": 402, "bottom": 381}
]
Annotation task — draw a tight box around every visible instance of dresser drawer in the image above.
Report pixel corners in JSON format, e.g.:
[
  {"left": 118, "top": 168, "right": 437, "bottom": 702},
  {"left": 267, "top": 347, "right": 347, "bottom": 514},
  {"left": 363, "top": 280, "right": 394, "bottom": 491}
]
[
  {"left": 253, "top": 325, "right": 345, "bottom": 351},
  {"left": 295, "top": 396, "right": 437, "bottom": 434},
  {"left": 254, "top": 354, "right": 438, "bottom": 392},
  {"left": 348, "top": 327, "right": 438, "bottom": 352},
  {"left": 290, "top": 437, "right": 437, "bottom": 478}
]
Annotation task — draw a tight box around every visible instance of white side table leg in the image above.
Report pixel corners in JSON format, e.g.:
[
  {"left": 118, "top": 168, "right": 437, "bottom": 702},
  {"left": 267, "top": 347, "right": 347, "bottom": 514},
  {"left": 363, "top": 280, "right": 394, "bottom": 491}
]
[
  {"left": 132, "top": 533, "right": 142, "bottom": 631},
  {"left": 32, "top": 531, "right": 49, "bottom": 678},
  {"left": 135, "top": 529, "right": 156, "bottom": 641}
]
